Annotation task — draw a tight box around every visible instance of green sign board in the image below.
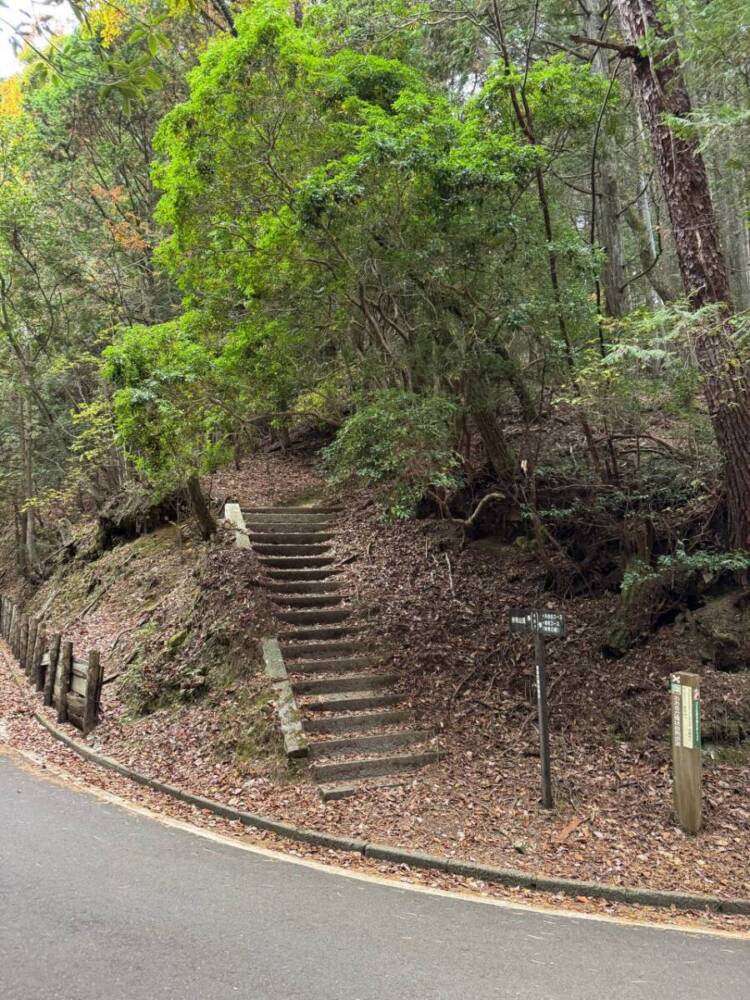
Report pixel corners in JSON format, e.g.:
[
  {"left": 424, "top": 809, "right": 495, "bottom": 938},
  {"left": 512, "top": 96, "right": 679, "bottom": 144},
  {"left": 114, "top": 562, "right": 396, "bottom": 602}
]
[{"left": 670, "top": 675, "right": 701, "bottom": 750}]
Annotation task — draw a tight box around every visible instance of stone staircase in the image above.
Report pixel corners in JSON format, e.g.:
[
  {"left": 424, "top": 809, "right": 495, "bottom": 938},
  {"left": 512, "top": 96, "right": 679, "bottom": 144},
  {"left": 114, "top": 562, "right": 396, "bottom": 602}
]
[{"left": 231, "top": 504, "right": 439, "bottom": 801}]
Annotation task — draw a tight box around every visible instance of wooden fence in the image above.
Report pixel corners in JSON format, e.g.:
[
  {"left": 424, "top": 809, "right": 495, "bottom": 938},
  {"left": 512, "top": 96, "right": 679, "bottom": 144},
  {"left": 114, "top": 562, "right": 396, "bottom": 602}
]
[{"left": 0, "top": 595, "right": 103, "bottom": 734}]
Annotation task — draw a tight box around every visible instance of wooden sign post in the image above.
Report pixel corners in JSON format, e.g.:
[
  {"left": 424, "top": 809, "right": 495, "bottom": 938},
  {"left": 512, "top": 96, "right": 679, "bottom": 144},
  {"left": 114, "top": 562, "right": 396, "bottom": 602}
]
[
  {"left": 509, "top": 609, "right": 566, "bottom": 809},
  {"left": 671, "top": 672, "right": 702, "bottom": 834}
]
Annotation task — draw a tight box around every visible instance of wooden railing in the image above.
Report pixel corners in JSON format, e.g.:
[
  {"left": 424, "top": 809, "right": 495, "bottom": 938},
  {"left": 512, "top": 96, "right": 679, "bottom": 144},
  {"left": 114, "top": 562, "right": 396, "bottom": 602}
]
[{"left": 0, "top": 596, "right": 103, "bottom": 734}]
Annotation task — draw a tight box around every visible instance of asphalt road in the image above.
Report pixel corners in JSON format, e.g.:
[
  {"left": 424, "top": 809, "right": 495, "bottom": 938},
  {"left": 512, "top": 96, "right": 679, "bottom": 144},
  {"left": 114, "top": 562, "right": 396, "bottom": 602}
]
[{"left": 0, "top": 752, "right": 747, "bottom": 1000}]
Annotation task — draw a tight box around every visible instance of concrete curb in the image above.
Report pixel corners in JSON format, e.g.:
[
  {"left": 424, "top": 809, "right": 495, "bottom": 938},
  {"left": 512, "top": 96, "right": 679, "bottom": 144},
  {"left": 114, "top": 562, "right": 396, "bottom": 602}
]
[{"left": 31, "top": 711, "right": 750, "bottom": 915}]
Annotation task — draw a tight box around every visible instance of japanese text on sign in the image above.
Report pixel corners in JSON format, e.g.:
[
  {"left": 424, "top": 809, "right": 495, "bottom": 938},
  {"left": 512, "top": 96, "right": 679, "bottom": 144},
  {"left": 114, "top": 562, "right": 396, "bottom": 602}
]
[
  {"left": 509, "top": 609, "right": 566, "bottom": 638},
  {"left": 670, "top": 676, "right": 701, "bottom": 750}
]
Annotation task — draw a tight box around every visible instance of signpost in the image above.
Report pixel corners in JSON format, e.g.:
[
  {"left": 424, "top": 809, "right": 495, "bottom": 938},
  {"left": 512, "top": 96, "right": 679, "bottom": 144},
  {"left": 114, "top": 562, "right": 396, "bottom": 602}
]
[
  {"left": 509, "top": 608, "right": 566, "bottom": 809},
  {"left": 670, "top": 672, "right": 702, "bottom": 834}
]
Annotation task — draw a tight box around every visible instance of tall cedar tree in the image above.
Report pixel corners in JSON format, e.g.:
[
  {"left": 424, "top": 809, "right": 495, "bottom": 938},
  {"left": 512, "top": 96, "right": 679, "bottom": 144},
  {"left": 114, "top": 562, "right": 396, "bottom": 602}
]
[{"left": 614, "top": 0, "right": 750, "bottom": 547}]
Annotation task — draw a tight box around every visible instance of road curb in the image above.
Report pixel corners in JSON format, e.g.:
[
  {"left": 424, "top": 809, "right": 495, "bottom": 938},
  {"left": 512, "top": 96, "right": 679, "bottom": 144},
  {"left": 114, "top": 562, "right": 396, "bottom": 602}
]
[{"left": 31, "top": 710, "right": 750, "bottom": 915}]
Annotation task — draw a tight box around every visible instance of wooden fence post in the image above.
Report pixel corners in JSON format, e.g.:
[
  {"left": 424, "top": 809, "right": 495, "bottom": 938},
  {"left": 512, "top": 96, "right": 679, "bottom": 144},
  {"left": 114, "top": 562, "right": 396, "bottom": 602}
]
[
  {"left": 671, "top": 672, "right": 702, "bottom": 835},
  {"left": 14, "top": 608, "right": 21, "bottom": 659},
  {"left": 19, "top": 618, "right": 29, "bottom": 671},
  {"left": 32, "top": 625, "right": 46, "bottom": 691},
  {"left": 55, "top": 641, "right": 73, "bottom": 724},
  {"left": 43, "top": 633, "right": 62, "bottom": 707},
  {"left": 26, "top": 618, "right": 38, "bottom": 676},
  {"left": 83, "top": 650, "right": 102, "bottom": 735}
]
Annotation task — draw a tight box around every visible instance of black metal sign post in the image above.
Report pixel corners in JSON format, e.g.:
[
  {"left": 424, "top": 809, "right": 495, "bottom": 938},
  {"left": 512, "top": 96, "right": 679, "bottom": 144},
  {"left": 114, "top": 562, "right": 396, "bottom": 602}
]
[{"left": 509, "top": 609, "right": 566, "bottom": 809}]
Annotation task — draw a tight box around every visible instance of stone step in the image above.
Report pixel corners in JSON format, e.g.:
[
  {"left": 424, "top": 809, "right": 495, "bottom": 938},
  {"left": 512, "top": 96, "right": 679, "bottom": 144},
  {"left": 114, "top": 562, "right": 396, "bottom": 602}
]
[
  {"left": 305, "top": 691, "right": 402, "bottom": 713},
  {"left": 244, "top": 506, "right": 340, "bottom": 515},
  {"left": 253, "top": 543, "right": 332, "bottom": 557},
  {"left": 266, "top": 580, "right": 344, "bottom": 594},
  {"left": 275, "top": 608, "right": 353, "bottom": 626},
  {"left": 287, "top": 656, "right": 378, "bottom": 675},
  {"left": 318, "top": 777, "right": 409, "bottom": 802},
  {"left": 309, "top": 730, "right": 430, "bottom": 759},
  {"left": 245, "top": 520, "right": 336, "bottom": 532},
  {"left": 279, "top": 625, "right": 365, "bottom": 643},
  {"left": 318, "top": 783, "right": 359, "bottom": 802},
  {"left": 270, "top": 594, "right": 345, "bottom": 608},
  {"left": 258, "top": 555, "right": 336, "bottom": 569},
  {"left": 304, "top": 709, "right": 409, "bottom": 735},
  {"left": 292, "top": 672, "right": 396, "bottom": 696},
  {"left": 310, "top": 750, "right": 439, "bottom": 784},
  {"left": 281, "top": 639, "right": 370, "bottom": 659},
  {"left": 264, "top": 568, "right": 342, "bottom": 582},
  {"left": 248, "top": 532, "right": 335, "bottom": 545}
]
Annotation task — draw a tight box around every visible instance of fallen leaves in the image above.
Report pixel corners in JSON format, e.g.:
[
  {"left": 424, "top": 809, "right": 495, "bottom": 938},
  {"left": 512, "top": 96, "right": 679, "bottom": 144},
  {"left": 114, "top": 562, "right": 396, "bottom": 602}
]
[
  {"left": 0, "top": 451, "right": 748, "bottom": 928},
  {"left": 556, "top": 816, "right": 585, "bottom": 843}
]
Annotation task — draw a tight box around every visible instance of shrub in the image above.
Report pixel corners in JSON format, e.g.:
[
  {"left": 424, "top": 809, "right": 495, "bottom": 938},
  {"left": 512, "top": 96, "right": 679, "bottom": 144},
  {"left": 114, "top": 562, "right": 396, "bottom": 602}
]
[{"left": 324, "top": 389, "right": 461, "bottom": 517}]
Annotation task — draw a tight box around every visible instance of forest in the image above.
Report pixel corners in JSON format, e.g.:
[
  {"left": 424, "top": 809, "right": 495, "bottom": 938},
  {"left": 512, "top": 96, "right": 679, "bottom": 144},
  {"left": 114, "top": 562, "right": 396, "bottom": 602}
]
[
  {"left": 3, "top": 0, "right": 750, "bottom": 636},
  {"left": 1, "top": 0, "right": 749, "bottom": 911}
]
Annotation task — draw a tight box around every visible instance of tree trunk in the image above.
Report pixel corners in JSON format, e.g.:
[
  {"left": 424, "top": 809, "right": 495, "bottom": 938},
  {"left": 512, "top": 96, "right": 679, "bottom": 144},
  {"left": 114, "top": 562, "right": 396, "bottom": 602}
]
[
  {"left": 19, "top": 398, "right": 36, "bottom": 576},
  {"left": 586, "top": 7, "right": 629, "bottom": 320},
  {"left": 710, "top": 153, "right": 750, "bottom": 311},
  {"left": 622, "top": 203, "right": 679, "bottom": 306},
  {"left": 471, "top": 408, "right": 516, "bottom": 484},
  {"left": 615, "top": 0, "right": 750, "bottom": 547},
  {"left": 186, "top": 474, "right": 217, "bottom": 541}
]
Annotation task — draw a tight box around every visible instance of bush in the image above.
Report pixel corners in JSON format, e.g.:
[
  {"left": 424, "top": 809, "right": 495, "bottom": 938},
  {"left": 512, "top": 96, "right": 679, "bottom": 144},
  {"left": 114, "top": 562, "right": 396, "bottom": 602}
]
[{"left": 323, "top": 389, "right": 461, "bottom": 517}]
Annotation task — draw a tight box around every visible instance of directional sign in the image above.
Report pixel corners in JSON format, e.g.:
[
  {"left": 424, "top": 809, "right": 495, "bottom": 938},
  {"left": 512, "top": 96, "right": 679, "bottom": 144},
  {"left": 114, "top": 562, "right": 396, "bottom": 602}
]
[
  {"left": 509, "top": 608, "right": 566, "bottom": 639},
  {"left": 508, "top": 607, "right": 566, "bottom": 810}
]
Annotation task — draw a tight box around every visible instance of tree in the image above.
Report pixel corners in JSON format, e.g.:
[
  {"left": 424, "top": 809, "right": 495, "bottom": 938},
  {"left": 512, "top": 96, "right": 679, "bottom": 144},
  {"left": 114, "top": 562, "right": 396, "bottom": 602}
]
[
  {"left": 102, "top": 315, "right": 228, "bottom": 538},
  {"left": 151, "top": 3, "right": 607, "bottom": 494},
  {"left": 612, "top": 0, "right": 750, "bottom": 548}
]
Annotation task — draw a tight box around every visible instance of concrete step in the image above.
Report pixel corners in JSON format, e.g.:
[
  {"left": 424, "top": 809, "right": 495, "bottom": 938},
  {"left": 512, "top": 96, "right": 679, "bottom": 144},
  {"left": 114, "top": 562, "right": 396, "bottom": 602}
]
[
  {"left": 248, "top": 532, "right": 335, "bottom": 545},
  {"left": 292, "top": 673, "right": 396, "bottom": 696},
  {"left": 258, "top": 555, "right": 336, "bottom": 569},
  {"left": 309, "top": 730, "right": 430, "bottom": 759},
  {"left": 266, "top": 580, "right": 344, "bottom": 594},
  {"left": 287, "top": 656, "right": 378, "bottom": 675},
  {"left": 304, "top": 709, "right": 409, "bottom": 735},
  {"left": 244, "top": 506, "right": 341, "bottom": 514},
  {"left": 305, "top": 691, "right": 402, "bottom": 713},
  {"left": 281, "top": 639, "right": 370, "bottom": 659},
  {"left": 246, "top": 520, "right": 336, "bottom": 533},
  {"left": 247, "top": 503, "right": 343, "bottom": 514},
  {"left": 270, "top": 594, "right": 345, "bottom": 608},
  {"left": 275, "top": 608, "right": 353, "bottom": 626},
  {"left": 311, "top": 750, "right": 439, "bottom": 784},
  {"left": 253, "top": 543, "right": 332, "bottom": 557},
  {"left": 318, "top": 777, "right": 409, "bottom": 802},
  {"left": 318, "top": 783, "right": 359, "bottom": 802},
  {"left": 279, "top": 625, "right": 365, "bottom": 643},
  {"left": 264, "top": 568, "right": 342, "bottom": 582}
]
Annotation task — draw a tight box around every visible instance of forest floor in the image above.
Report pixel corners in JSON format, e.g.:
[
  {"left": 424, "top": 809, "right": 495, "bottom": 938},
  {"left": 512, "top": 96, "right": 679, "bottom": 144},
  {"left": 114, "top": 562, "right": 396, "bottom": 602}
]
[{"left": 1, "top": 450, "right": 749, "bottom": 931}]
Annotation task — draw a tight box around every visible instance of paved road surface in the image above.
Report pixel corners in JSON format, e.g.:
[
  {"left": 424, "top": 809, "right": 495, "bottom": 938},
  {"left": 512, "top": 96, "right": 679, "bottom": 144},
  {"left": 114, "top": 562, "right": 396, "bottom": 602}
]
[{"left": 0, "top": 752, "right": 747, "bottom": 1000}]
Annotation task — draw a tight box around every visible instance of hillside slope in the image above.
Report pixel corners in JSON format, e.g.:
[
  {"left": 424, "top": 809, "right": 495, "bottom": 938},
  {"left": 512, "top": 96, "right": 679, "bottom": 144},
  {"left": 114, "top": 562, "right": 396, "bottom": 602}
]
[{"left": 1, "top": 449, "right": 748, "bottom": 903}]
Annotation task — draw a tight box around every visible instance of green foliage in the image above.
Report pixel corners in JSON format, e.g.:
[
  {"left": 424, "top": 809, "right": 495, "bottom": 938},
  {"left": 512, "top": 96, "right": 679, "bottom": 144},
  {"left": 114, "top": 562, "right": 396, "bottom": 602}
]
[
  {"left": 324, "top": 390, "right": 461, "bottom": 517},
  {"left": 480, "top": 55, "right": 612, "bottom": 138},
  {"left": 622, "top": 549, "right": 750, "bottom": 596},
  {"left": 145, "top": 0, "right": 602, "bottom": 510},
  {"left": 103, "top": 314, "right": 230, "bottom": 493},
  {"left": 2, "top": 0, "right": 747, "bottom": 597}
]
